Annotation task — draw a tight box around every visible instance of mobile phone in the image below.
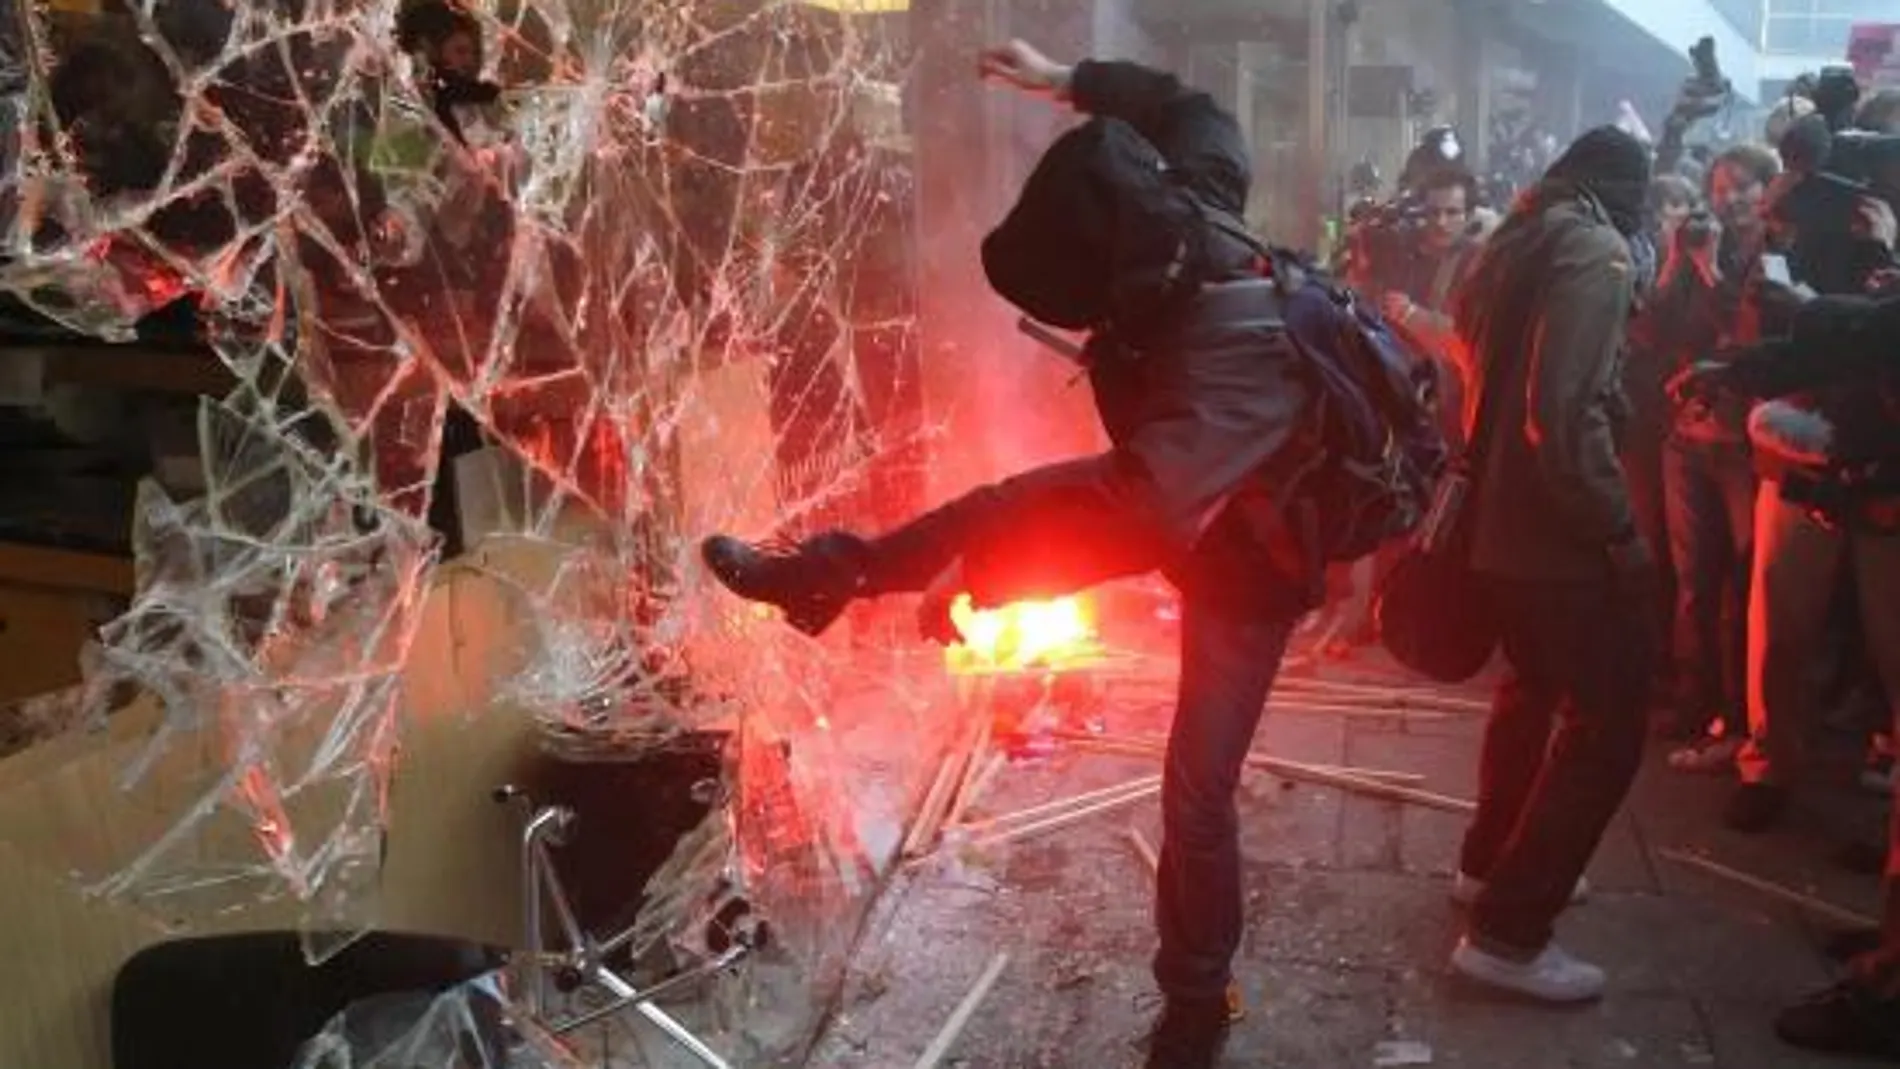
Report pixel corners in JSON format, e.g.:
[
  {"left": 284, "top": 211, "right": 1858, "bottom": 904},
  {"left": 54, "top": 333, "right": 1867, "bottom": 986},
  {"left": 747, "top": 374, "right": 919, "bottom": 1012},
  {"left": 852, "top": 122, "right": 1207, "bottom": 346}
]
[{"left": 1761, "top": 253, "right": 1793, "bottom": 286}]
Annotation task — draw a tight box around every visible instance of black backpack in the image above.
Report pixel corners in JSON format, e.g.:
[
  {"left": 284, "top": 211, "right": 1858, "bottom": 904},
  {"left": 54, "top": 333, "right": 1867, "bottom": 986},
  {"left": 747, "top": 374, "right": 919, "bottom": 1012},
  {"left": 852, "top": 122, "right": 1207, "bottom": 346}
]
[
  {"left": 1165, "top": 208, "right": 1449, "bottom": 567},
  {"left": 981, "top": 116, "right": 1209, "bottom": 332},
  {"left": 985, "top": 116, "right": 1446, "bottom": 566},
  {"left": 1268, "top": 254, "right": 1449, "bottom": 564}
]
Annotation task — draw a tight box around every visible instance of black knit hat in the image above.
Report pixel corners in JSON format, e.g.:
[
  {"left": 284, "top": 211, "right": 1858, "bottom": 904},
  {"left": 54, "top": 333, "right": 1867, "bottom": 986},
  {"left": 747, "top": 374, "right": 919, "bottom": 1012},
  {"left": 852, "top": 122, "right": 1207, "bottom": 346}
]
[{"left": 1545, "top": 125, "right": 1652, "bottom": 235}]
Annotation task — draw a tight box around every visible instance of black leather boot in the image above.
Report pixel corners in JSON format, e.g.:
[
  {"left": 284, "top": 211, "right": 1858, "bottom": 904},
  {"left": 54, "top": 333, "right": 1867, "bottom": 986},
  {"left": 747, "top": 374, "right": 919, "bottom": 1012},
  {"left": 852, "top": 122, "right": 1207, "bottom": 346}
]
[
  {"left": 1142, "top": 995, "right": 1232, "bottom": 1069},
  {"left": 700, "top": 532, "right": 872, "bottom": 637}
]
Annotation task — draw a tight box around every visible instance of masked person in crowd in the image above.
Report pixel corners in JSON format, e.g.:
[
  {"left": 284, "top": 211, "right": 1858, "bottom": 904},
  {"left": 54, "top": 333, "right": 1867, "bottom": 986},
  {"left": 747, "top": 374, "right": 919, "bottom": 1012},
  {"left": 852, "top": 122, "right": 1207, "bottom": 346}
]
[
  {"left": 702, "top": 43, "right": 1320, "bottom": 1069},
  {"left": 1443, "top": 127, "right": 1656, "bottom": 1003},
  {"left": 1674, "top": 290, "right": 1900, "bottom": 1061}
]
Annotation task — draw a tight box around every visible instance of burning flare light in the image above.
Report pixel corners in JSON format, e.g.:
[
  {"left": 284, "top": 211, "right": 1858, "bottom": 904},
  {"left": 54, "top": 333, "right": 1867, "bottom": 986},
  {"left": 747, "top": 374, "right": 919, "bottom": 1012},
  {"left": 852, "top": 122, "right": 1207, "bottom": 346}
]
[{"left": 944, "top": 594, "right": 1099, "bottom": 674}]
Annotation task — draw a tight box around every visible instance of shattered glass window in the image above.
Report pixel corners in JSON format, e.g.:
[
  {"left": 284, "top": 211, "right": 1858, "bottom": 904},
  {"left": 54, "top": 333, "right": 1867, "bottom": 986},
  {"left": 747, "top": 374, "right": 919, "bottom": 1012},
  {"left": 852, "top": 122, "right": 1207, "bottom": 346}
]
[{"left": 0, "top": 0, "right": 935, "bottom": 1059}]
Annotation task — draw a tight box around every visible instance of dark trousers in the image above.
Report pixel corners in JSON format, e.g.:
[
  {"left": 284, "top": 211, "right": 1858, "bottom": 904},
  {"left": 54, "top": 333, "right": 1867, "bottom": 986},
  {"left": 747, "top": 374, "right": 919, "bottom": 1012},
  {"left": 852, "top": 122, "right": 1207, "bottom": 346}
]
[
  {"left": 1663, "top": 439, "right": 1755, "bottom": 733},
  {"left": 1153, "top": 587, "right": 1299, "bottom": 1001},
  {"left": 864, "top": 463, "right": 1303, "bottom": 1004},
  {"left": 1461, "top": 576, "right": 1656, "bottom": 954},
  {"left": 1622, "top": 424, "right": 1675, "bottom": 668}
]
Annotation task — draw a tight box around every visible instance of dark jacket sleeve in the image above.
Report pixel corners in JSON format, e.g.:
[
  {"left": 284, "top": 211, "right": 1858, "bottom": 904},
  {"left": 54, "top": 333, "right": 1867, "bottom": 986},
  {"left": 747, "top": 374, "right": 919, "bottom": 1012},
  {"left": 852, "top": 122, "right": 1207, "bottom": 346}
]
[
  {"left": 1067, "top": 60, "right": 1250, "bottom": 215},
  {"left": 1726, "top": 294, "right": 1900, "bottom": 397},
  {"left": 1523, "top": 222, "right": 1638, "bottom": 545}
]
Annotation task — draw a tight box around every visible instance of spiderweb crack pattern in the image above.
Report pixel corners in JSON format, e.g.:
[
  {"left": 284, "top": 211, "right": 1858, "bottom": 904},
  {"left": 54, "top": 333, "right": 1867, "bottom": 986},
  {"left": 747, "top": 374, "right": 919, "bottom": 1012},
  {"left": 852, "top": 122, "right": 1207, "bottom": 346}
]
[{"left": 1, "top": 0, "right": 928, "bottom": 1058}]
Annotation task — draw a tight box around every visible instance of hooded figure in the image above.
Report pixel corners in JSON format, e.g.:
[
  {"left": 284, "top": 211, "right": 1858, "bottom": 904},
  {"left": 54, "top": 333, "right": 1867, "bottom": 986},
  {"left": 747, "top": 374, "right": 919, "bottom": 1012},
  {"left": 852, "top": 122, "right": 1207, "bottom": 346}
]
[
  {"left": 1436, "top": 126, "right": 1661, "bottom": 1006},
  {"left": 701, "top": 45, "right": 1319, "bottom": 1069}
]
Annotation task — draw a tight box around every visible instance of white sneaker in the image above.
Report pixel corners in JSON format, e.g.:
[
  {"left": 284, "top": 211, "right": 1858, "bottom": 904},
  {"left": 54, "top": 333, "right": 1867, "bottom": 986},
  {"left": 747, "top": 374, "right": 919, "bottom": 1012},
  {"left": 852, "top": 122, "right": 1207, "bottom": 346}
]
[
  {"left": 1449, "top": 938, "right": 1607, "bottom": 1003},
  {"left": 1450, "top": 871, "right": 1591, "bottom": 907}
]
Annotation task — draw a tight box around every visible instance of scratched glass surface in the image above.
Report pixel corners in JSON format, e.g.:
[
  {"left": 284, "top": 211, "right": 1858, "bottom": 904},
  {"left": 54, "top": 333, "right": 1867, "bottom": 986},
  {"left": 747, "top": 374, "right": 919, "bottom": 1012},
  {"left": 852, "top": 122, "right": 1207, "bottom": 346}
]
[{"left": 0, "top": 0, "right": 932, "bottom": 1058}]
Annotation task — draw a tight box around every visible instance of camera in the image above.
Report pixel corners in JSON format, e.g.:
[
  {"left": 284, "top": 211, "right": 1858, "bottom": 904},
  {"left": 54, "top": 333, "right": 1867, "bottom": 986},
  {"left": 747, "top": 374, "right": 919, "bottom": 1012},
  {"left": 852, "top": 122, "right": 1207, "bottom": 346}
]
[
  {"left": 1689, "top": 36, "right": 1728, "bottom": 98},
  {"left": 1679, "top": 209, "right": 1719, "bottom": 252}
]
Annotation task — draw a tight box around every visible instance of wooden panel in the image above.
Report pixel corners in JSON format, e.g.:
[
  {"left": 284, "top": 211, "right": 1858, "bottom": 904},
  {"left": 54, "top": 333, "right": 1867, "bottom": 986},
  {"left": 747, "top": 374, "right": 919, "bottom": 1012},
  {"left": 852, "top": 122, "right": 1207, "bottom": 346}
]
[
  {"left": 0, "top": 543, "right": 135, "bottom": 596},
  {"left": 0, "top": 583, "right": 115, "bottom": 704}
]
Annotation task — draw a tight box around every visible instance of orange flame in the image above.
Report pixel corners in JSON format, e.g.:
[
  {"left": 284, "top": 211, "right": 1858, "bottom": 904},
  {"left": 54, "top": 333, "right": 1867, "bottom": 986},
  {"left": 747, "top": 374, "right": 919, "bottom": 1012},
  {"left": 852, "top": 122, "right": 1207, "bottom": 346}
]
[{"left": 943, "top": 594, "right": 1100, "bottom": 675}]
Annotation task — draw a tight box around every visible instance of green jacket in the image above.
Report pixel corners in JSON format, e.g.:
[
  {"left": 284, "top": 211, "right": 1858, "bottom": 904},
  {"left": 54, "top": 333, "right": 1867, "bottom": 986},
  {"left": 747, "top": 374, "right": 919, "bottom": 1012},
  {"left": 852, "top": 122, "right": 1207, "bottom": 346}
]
[{"left": 1461, "top": 188, "right": 1641, "bottom": 580}]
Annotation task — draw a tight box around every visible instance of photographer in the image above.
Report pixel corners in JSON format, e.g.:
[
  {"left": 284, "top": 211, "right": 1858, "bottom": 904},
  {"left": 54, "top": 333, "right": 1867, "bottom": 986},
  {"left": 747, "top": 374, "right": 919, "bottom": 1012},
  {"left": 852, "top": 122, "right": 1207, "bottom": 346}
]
[
  {"left": 1373, "top": 165, "right": 1487, "bottom": 435},
  {"left": 1720, "top": 77, "right": 1900, "bottom": 829},
  {"left": 1645, "top": 145, "right": 1778, "bottom": 767},
  {"left": 1673, "top": 293, "right": 1900, "bottom": 1059}
]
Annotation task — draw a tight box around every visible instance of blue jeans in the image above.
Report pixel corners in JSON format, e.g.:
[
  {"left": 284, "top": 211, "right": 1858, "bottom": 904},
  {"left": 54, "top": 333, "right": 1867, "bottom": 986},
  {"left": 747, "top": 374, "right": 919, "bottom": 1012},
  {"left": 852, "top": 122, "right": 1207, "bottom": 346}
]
[
  {"left": 1152, "top": 580, "right": 1300, "bottom": 1000},
  {"left": 1663, "top": 439, "right": 1756, "bottom": 734},
  {"left": 866, "top": 479, "right": 1305, "bottom": 1003}
]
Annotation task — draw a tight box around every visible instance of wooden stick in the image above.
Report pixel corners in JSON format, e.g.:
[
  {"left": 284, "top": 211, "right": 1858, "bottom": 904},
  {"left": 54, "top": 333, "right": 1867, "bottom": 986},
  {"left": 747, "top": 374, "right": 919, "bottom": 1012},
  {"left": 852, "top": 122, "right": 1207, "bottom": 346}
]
[
  {"left": 969, "top": 784, "right": 1162, "bottom": 848},
  {"left": 1275, "top": 678, "right": 1491, "bottom": 714},
  {"left": 947, "top": 751, "right": 1007, "bottom": 828},
  {"left": 1064, "top": 735, "right": 1474, "bottom": 815},
  {"left": 913, "top": 952, "right": 1011, "bottom": 1069},
  {"left": 1056, "top": 732, "right": 1425, "bottom": 785},
  {"left": 1658, "top": 849, "right": 1879, "bottom": 929},
  {"left": 955, "top": 773, "right": 1163, "bottom": 833},
  {"left": 909, "top": 713, "right": 996, "bottom": 856},
  {"left": 1126, "top": 827, "right": 1160, "bottom": 875},
  {"left": 903, "top": 746, "right": 966, "bottom": 858},
  {"left": 1107, "top": 678, "right": 1452, "bottom": 720},
  {"left": 1266, "top": 700, "right": 1450, "bottom": 721},
  {"left": 943, "top": 719, "right": 992, "bottom": 829}
]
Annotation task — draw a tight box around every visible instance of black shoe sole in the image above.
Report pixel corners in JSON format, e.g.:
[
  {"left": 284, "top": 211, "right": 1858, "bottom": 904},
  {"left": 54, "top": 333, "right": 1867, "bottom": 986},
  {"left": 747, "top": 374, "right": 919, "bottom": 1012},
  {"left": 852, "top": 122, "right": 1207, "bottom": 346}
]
[{"left": 700, "top": 536, "right": 849, "bottom": 637}]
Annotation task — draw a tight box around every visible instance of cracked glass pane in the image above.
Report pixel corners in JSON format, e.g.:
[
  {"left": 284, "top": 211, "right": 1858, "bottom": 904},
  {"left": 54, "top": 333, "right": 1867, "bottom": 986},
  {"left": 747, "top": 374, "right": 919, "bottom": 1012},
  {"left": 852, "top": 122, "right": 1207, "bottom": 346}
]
[{"left": 0, "top": 0, "right": 927, "bottom": 1057}]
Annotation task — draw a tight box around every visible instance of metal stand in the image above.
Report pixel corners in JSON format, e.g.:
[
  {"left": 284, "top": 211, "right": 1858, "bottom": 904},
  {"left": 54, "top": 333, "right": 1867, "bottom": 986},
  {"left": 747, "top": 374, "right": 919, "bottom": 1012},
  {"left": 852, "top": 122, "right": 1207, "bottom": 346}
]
[{"left": 494, "top": 784, "right": 767, "bottom": 1069}]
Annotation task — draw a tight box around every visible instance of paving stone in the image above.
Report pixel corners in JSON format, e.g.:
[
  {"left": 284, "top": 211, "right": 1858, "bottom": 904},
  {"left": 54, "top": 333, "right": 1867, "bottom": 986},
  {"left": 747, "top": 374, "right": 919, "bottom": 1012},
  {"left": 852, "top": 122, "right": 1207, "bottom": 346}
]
[
  {"left": 810, "top": 674, "right": 1884, "bottom": 1069},
  {"left": 1698, "top": 997, "right": 1878, "bottom": 1069},
  {"left": 1247, "top": 868, "right": 1462, "bottom": 968},
  {"left": 1558, "top": 892, "right": 1834, "bottom": 1003},
  {"left": 1389, "top": 981, "right": 1710, "bottom": 1069}
]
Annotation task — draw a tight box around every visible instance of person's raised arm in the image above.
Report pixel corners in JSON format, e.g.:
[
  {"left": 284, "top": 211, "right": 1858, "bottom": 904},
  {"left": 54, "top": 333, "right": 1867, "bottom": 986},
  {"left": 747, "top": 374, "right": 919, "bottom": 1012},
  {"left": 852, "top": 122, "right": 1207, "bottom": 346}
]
[{"left": 979, "top": 40, "right": 1249, "bottom": 214}]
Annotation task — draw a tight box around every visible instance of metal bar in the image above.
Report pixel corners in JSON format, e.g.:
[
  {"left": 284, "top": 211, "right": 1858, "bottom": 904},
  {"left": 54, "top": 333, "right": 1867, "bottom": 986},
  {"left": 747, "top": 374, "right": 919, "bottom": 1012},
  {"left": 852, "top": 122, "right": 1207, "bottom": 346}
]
[
  {"left": 594, "top": 969, "right": 735, "bottom": 1069},
  {"left": 533, "top": 839, "right": 591, "bottom": 958},
  {"left": 552, "top": 945, "right": 748, "bottom": 1035},
  {"left": 520, "top": 809, "right": 566, "bottom": 1016}
]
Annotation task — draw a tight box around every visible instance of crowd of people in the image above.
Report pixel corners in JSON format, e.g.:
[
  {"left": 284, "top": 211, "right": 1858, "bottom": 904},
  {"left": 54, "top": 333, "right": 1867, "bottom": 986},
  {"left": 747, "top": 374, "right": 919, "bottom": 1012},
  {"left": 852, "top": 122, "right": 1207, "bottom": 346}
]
[{"left": 1343, "top": 64, "right": 1900, "bottom": 1066}]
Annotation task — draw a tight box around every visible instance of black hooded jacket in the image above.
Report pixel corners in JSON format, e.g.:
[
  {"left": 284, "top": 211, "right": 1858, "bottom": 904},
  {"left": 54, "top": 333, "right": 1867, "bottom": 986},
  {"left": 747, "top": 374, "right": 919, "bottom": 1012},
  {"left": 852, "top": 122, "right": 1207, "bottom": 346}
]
[{"left": 957, "top": 61, "right": 1314, "bottom": 608}]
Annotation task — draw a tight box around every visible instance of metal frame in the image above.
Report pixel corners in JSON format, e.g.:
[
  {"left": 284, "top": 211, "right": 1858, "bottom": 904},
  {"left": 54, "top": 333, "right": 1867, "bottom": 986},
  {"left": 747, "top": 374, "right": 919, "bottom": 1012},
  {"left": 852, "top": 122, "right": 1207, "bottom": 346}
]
[{"left": 495, "top": 784, "right": 763, "bottom": 1069}]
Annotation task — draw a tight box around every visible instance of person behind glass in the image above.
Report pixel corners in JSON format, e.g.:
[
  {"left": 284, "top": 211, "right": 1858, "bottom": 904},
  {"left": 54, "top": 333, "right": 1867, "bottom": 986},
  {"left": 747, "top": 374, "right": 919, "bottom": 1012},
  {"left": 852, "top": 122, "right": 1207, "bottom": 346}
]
[
  {"left": 1442, "top": 126, "right": 1656, "bottom": 1003},
  {"left": 395, "top": 0, "right": 503, "bottom": 147},
  {"left": 703, "top": 42, "right": 1313, "bottom": 1069},
  {"left": 1648, "top": 145, "right": 1779, "bottom": 773}
]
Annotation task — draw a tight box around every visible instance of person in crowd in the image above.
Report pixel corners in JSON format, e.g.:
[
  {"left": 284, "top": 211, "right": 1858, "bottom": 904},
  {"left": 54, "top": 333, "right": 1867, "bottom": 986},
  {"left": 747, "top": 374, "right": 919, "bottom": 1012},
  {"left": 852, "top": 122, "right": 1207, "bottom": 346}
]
[
  {"left": 1378, "top": 164, "right": 1488, "bottom": 411},
  {"left": 1652, "top": 145, "right": 1778, "bottom": 768},
  {"left": 1729, "top": 178, "right": 1900, "bottom": 830},
  {"left": 1443, "top": 126, "right": 1656, "bottom": 1003},
  {"left": 1673, "top": 289, "right": 1900, "bottom": 1061},
  {"left": 702, "top": 42, "right": 1317, "bottom": 1069},
  {"left": 396, "top": 0, "right": 505, "bottom": 147},
  {"left": 1622, "top": 173, "right": 1704, "bottom": 681}
]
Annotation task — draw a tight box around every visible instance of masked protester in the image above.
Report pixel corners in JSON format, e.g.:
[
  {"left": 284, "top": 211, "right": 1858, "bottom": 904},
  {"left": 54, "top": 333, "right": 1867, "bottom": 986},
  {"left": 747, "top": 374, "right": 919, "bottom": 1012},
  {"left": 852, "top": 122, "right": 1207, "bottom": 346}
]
[
  {"left": 702, "top": 43, "right": 1313, "bottom": 1069},
  {"left": 1442, "top": 126, "right": 1657, "bottom": 1003}
]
